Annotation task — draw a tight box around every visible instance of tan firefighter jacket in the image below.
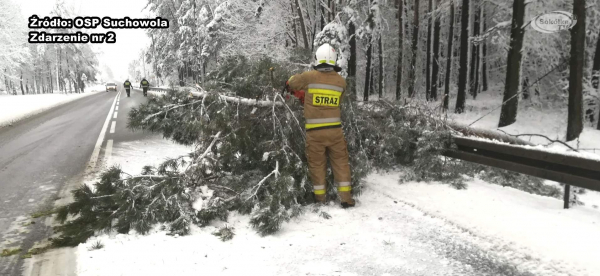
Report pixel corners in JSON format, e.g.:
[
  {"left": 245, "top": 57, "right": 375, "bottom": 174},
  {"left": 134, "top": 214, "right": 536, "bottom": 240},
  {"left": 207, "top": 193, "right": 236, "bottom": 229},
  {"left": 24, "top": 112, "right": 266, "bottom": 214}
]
[{"left": 288, "top": 70, "right": 347, "bottom": 131}]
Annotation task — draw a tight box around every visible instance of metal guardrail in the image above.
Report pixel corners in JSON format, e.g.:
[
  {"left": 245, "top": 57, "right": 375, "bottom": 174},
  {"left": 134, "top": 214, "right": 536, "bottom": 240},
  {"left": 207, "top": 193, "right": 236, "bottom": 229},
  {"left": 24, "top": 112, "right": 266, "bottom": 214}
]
[{"left": 444, "top": 136, "right": 600, "bottom": 209}]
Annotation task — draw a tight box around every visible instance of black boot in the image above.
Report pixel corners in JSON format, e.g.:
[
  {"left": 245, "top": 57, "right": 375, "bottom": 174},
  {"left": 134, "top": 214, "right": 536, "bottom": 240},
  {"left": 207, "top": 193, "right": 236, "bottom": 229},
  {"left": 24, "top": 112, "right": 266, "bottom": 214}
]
[{"left": 341, "top": 201, "right": 355, "bottom": 209}]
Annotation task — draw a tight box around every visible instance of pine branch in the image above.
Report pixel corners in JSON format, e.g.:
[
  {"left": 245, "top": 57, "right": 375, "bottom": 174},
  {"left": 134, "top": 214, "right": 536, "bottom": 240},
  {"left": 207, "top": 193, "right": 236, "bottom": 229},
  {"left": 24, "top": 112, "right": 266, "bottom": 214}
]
[{"left": 245, "top": 161, "right": 279, "bottom": 201}]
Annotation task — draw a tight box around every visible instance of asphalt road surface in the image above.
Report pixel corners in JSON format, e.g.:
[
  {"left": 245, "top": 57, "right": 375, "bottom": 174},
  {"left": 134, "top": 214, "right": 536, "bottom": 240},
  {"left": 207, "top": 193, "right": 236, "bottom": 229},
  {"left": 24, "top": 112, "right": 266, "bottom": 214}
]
[{"left": 0, "top": 86, "right": 150, "bottom": 276}]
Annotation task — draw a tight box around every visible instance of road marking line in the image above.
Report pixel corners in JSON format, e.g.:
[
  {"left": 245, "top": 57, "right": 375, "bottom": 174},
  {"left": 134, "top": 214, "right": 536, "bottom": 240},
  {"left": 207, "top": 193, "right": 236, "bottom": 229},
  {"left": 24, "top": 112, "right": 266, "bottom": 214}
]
[
  {"left": 88, "top": 92, "right": 120, "bottom": 169},
  {"left": 110, "top": 121, "right": 116, "bottom": 134},
  {"left": 115, "top": 106, "right": 119, "bottom": 111},
  {"left": 105, "top": 139, "right": 114, "bottom": 168},
  {"left": 113, "top": 112, "right": 118, "bottom": 119}
]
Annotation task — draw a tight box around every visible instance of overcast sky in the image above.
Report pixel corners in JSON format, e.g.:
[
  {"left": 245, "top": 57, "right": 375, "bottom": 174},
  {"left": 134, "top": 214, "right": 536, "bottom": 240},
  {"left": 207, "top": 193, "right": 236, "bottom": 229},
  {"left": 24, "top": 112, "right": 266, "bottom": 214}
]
[{"left": 17, "top": 0, "right": 152, "bottom": 81}]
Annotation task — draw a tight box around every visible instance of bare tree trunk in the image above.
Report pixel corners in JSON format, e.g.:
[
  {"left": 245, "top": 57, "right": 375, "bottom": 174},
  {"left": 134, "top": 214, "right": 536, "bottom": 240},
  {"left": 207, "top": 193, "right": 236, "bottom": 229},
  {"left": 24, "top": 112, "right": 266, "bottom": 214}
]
[
  {"left": 56, "top": 46, "right": 60, "bottom": 93},
  {"left": 26, "top": 81, "right": 30, "bottom": 94},
  {"left": 566, "top": 0, "right": 586, "bottom": 141},
  {"left": 425, "top": 0, "right": 432, "bottom": 100},
  {"left": 295, "top": 0, "right": 310, "bottom": 49},
  {"left": 593, "top": 32, "right": 600, "bottom": 90},
  {"left": 395, "top": 0, "right": 404, "bottom": 100},
  {"left": 469, "top": 4, "right": 480, "bottom": 99},
  {"left": 20, "top": 70, "right": 24, "bottom": 95},
  {"left": 455, "top": 0, "right": 469, "bottom": 113},
  {"left": 320, "top": 0, "right": 326, "bottom": 29},
  {"left": 431, "top": 0, "right": 440, "bottom": 101},
  {"left": 33, "top": 69, "right": 38, "bottom": 94},
  {"left": 4, "top": 69, "right": 9, "bottom": 94},
  {"left": 378, "top": 35, "right": 384, "bottom": 99},
  {"left": 328, "top": 0, "right": 332, "bottom": 21},
  {"left": 48, "top": 60, "right": 54, "bottom": 93},
  {"left": 443, "top": 1, "right": 454, "bottom": 110},
  {"left": 590, "top": 28, "right": 600, "bottom": 130},
  {"left": 498, "top": 0, "right": 526, "bottom": 127},
  {"left": 481, "top": 6, "right": 488, "bottom": 92},
  {"left": 364, "top": 40, "right": 373, "bottom": 101},
  {"left": 408, "top": 0, "right": 420, "bottom": 98},
  {"left": 348, "top": 21, "right": 357, "bottom": 96},
  {"left": 290, "top": 2, "right": 299, "bottom": 47}
]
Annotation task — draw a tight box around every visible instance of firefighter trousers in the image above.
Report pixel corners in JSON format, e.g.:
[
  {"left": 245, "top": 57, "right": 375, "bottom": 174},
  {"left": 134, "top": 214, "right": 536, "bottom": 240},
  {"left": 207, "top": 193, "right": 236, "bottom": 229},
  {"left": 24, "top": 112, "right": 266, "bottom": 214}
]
[{"left": 305, "top": 127, "right": 353, "bottom": 204}]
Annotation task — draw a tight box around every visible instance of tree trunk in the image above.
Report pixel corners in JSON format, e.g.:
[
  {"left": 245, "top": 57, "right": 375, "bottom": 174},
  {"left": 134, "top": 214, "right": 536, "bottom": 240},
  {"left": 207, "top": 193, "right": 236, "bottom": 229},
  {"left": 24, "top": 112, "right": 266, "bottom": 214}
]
[
  {"left": 378, "top": 35, "right": 384, "bottom": 99},
  {"left": 20, "top": 70, "right": 24, "bottom": 95},
  {"left": 26, "top": 81, "right": 29, "bottom": 95},
  {"left": 290, "top": 2, "right": 299, "bottom": 47},
  {"left": 443, "top": 1, "right": 454, "bottom": 110},
  {"left": 593, "top": 32, "right": 600, "bottom": 89},
  {"left": 481, "top": 6, "right": 488, "bottom": 92},
  {"left": 48, "top": 61, "right": 54, "bottom": 93},
  {"left": 498, "top": 0, "right": 526, "bottom": 127},
  {"left": 56, "top": 46, "right": 60, "bottom": 93},
  {"left": 431, "top": 0, "right": 441, "bottom": 101},
  {"left": 522, "top": 77, "right": 530, "bottom": 100},
  {"left": 320, "top": 1, "right": 326, "bottom": 29},
  {"left": 425, "top": 0, "right": 432, "bottom": 100},
  {"left": 33, "top": 69, "right": 37, "bottom": 94},
  {"left": 408, "top": 0, "right": 420, "bottom": 98},
  {"left": 328, "top": 0, "right": 332, "bottom": 21},
  {"left": 364, "top": 40, "right": 373, "bottom": 101},
  {"left": 331, "top": 0, "right": 335, "bottom": 20},
  {"left": 566, "top": 0, "right": 585, "bottom": 141},
  {"left": 469, "top": 4, "right": 480, "bottom": 99},
  {"left": 591, "top": 28, "right": 600, "bottom": 130},
  {"left": 4, "top": 69, "right": 9, "bottom": 94},
  {"left": 455, "top": 0, "right": 469, "bottom": 113},
  {"left": 348, "top": 21, "right": 357, "bottom": 96},
  {"left": 295, "top": 0, "right": 310, "bottom": 49},
  {"left": 395, "top": 0, "right": 404, "bottom": 100}
]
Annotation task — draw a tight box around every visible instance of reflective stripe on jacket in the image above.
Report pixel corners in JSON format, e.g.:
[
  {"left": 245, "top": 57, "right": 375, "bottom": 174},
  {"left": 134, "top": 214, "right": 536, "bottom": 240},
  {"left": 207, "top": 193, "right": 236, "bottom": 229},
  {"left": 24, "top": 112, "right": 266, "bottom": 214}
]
[{"left": 287, "top": 70, "right": 346, "bottom": 131}]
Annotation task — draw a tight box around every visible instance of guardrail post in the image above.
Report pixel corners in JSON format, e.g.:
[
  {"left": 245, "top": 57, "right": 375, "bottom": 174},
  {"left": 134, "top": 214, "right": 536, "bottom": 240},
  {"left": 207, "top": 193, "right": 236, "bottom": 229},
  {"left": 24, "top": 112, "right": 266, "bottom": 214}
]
[{"left": 563, "top": 184, "right": 570, "bottom": 209}]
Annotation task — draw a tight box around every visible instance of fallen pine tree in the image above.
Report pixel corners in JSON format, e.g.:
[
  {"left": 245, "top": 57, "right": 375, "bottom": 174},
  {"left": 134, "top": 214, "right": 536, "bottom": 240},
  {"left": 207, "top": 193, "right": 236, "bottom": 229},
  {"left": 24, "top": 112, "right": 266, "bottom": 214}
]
[{"left": 50, "top": 58, "right": 559, "bottom": 246}]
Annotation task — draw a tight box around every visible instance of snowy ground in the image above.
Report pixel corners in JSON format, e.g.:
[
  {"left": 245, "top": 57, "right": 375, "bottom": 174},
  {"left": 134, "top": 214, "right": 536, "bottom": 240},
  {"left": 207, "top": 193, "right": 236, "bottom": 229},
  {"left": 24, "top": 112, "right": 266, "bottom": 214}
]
[
  {"left": 0, "top": 84, "right": 103, "bottom": 128},
  {"left": 75, "top": 137, "right": 600, "bottom": 276}
]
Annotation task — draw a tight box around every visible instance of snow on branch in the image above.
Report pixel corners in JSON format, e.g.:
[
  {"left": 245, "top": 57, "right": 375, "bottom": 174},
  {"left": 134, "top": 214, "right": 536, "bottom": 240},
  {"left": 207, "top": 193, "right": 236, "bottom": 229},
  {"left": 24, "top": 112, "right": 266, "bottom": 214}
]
[
  {"left": 189, "top": 91, "right": 283, "bottom": 107},
  {"left": 495, "top": 129, "right": 579, "bottom": 152},
  {"left": 245, "top": 160, "right": 279, "bottom": 201},
  {"left": 471, "top": 20, "right": 511, "bottom": 44}
]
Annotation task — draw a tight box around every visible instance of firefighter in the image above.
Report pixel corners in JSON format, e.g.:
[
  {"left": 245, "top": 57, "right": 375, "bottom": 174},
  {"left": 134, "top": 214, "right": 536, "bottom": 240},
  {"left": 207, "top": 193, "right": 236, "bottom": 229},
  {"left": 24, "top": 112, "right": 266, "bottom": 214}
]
[
  {"left": 286, "top": 43, "right": 355, "bottom": 208},
  {"left": 140, "top": 77, "right": 150, "bottom": 97},
  {"left": 123, "top": 79, "right": 132, "bottom": 97}
]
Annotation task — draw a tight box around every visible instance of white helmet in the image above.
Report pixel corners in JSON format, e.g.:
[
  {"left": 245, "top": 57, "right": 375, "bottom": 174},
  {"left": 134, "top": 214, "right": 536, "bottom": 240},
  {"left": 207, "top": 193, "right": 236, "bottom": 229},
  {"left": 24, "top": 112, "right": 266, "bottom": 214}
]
[{"left": 315, "top": 43, "right": 337, "bottom": 66}]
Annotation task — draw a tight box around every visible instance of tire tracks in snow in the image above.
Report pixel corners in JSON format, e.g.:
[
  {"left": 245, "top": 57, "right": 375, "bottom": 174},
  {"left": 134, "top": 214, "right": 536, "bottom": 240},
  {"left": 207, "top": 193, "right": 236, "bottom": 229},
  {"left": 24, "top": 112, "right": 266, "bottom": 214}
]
[{"left": 367, "top": 183, "right": 583, "bottom": 276}]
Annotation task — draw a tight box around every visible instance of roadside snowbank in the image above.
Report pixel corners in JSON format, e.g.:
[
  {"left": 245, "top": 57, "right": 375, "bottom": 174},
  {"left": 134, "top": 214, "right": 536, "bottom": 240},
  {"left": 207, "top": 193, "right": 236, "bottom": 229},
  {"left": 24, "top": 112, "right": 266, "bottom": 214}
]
[{"left": 0, "top": 87, "right": 101, "bottom": 128}]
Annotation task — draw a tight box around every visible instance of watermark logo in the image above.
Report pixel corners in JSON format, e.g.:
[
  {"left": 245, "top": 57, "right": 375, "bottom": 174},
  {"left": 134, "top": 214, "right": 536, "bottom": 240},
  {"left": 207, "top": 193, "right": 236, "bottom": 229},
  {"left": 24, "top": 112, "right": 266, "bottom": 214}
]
[{"left": 531, "top": 11, "right": 577, "bottom": 33}]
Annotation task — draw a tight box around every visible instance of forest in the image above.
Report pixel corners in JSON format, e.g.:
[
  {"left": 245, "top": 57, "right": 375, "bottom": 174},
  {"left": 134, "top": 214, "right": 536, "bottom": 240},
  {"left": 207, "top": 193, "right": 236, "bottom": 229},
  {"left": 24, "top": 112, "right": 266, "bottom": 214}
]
[
  {"left": 0, "top": 0, "right": 99, "bottom": 95},
  {"left": 118, "top": 0, "right": 600, "bottom": 139}
]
